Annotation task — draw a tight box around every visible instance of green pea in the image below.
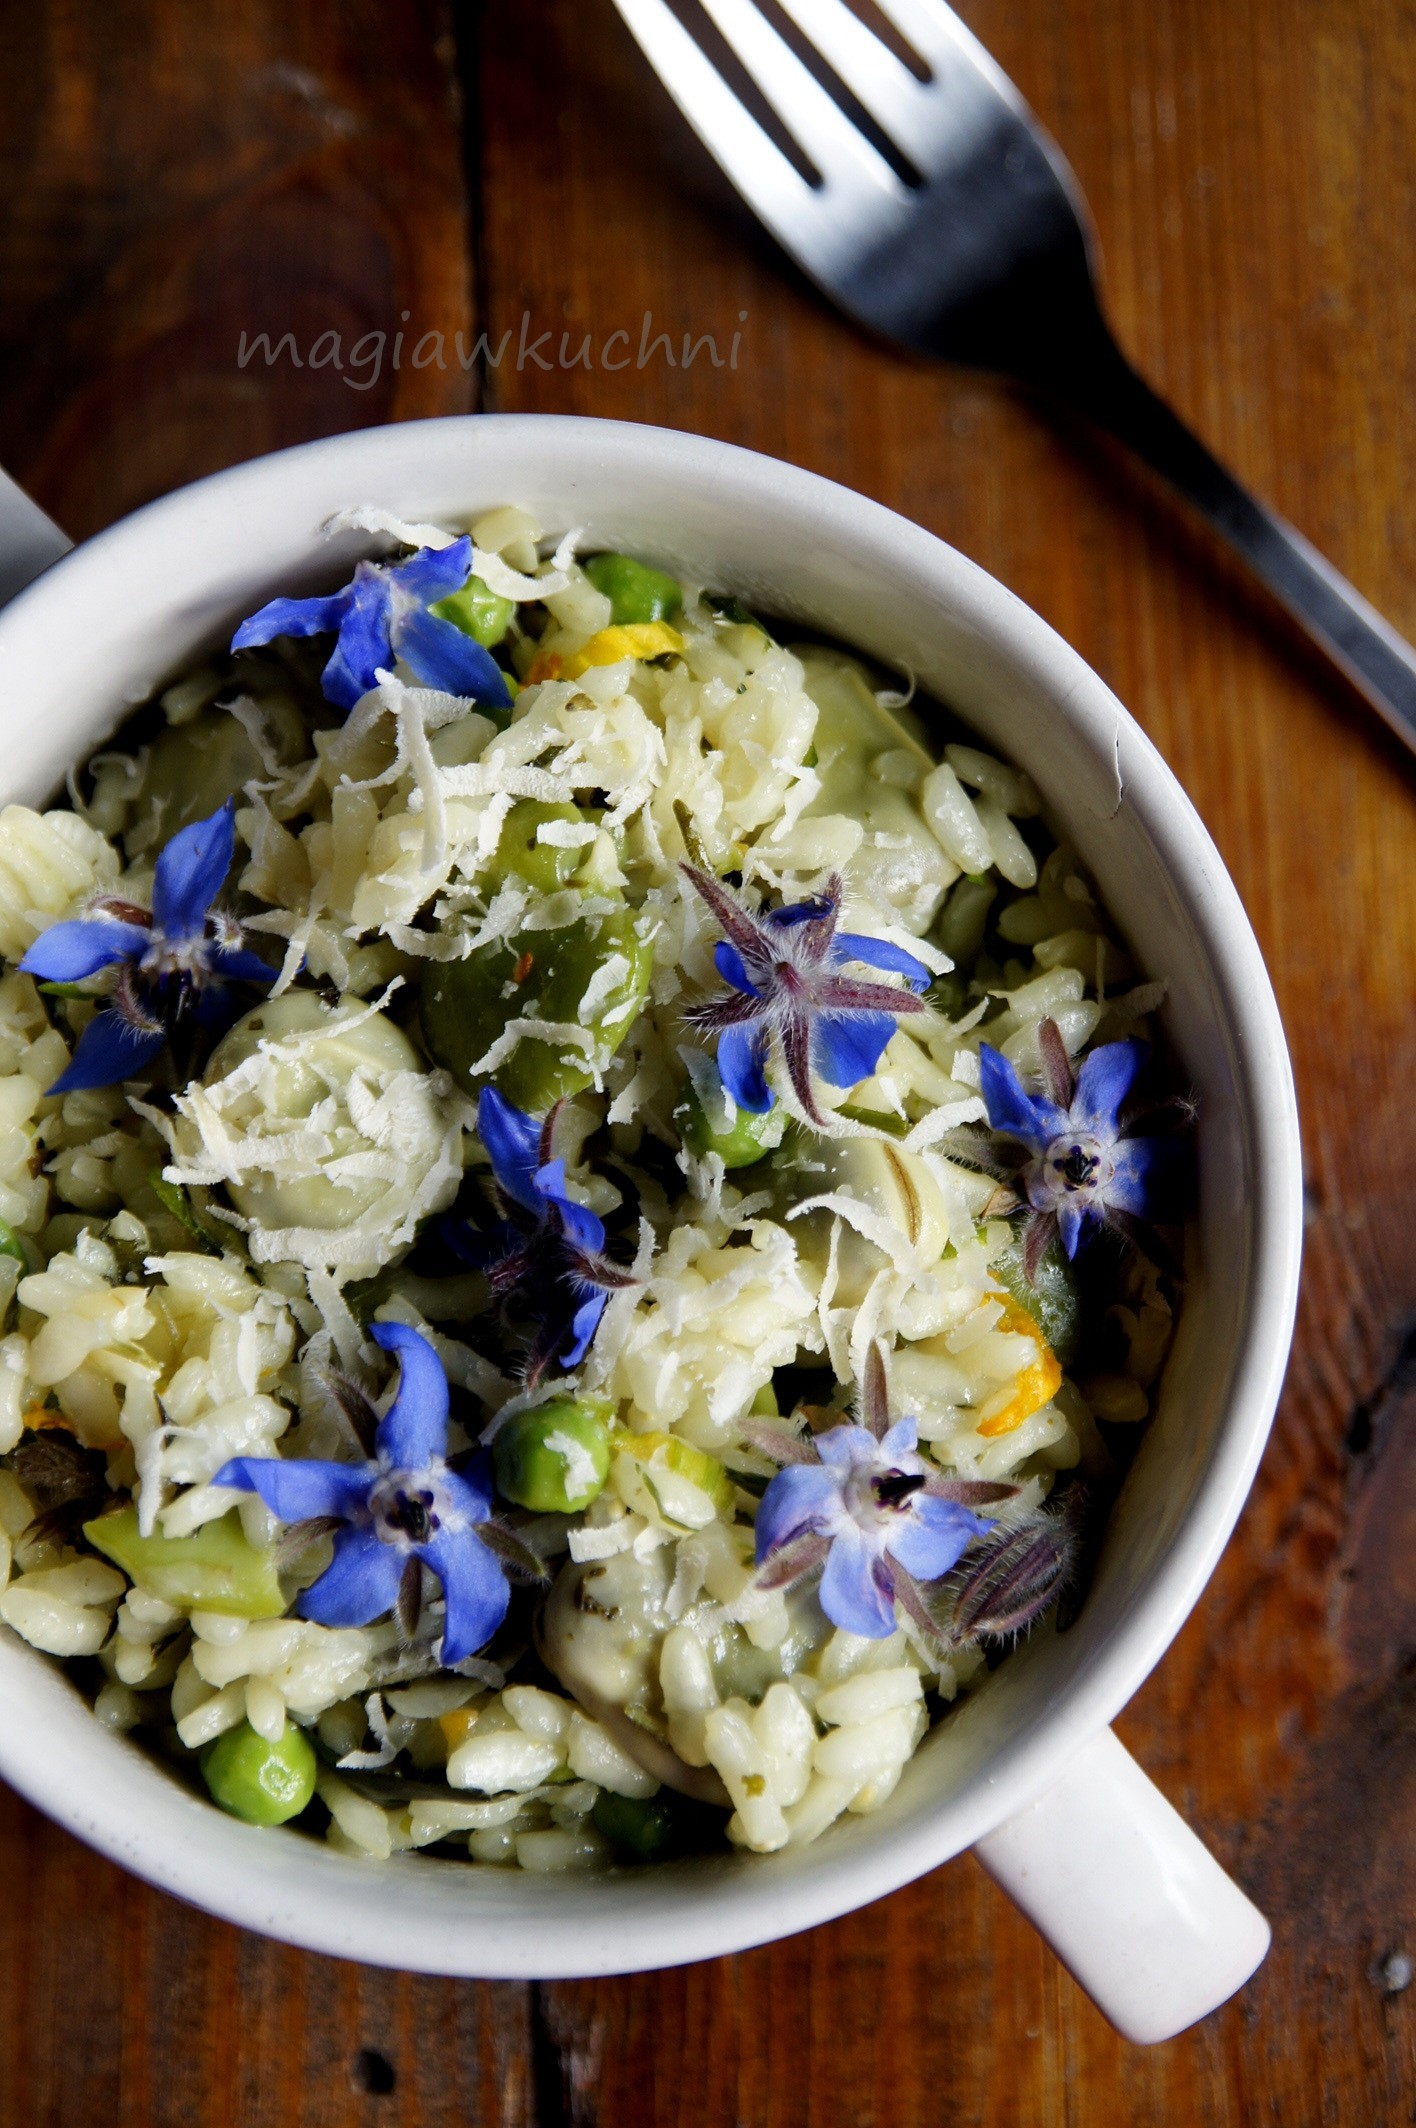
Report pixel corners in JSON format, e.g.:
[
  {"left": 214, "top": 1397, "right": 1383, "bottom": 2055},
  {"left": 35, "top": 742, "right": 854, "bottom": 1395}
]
[
  {"left": 430, "top": 574, "right": 516, "bottom": 648},
  {"left": 990, "top": 1233, "right": 1083, "bottom": 1368},
  {"left": 936, "top": 875, "right": 997, "bottom": 972},
  {"left": 582, "top": 552, "right": 683, "bottom": 626},
  {"left": 85, "top": 1506, "right": 287, "bottom": 1618},
  {"left": 488, "top": 799, "right": 592, "bottom": 894},
  {"left": 494, "top": 1395, "right": 613, "bottom": 1513},
  {"left": 202, "top": 1718, "right": 317, "bottom": 1826},
  {"left": 592, "top": 1789, "right": 676, "bottom": 1861},
  {"left": 420, "top": 902, "right": 653, "bottom": 1111},
  {"left": 674, "top": 1078, "right": 784, "bottom": 1169}
]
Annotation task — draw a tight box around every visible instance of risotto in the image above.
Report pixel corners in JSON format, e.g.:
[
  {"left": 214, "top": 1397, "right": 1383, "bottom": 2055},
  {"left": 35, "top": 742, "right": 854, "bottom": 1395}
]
[{"left": 0, "top": 505, "right": 1187, "bottom": 1870}]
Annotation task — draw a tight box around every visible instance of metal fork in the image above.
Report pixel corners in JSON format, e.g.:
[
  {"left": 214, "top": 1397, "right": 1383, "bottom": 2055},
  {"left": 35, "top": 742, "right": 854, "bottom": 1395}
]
[{"left": 613, "top": 0, "right": 1416, "bottom": 758}]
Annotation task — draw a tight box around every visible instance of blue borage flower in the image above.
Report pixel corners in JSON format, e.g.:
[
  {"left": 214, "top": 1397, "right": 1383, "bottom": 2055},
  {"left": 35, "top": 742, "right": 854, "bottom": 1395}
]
[
  {"left": 978, "top": 1017, "right": 1175, "bottom": 1278},
  {"left": 20, "top": 799, "right": 275, "bottom": 1094},
  {"left": 232, "top": 536, "right": 513, "bottom": 715},
  {"left": 742, "top": 1346, "right": 1018, "bottom": 1640},
  {"left": 447, "top": 1087, "right": 636, "bottom": 1387},
  {"left": 213, "top": 1323, "right": 525, "bottom": 1665},
  {"left": 680, "top": 865, "right": 931, "bottom": 1128}
]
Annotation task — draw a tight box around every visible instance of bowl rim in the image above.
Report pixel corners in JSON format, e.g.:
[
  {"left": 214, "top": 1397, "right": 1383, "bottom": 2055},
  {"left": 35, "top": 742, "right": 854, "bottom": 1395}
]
[{"left": 0, "top": 414, "right": 1303, "bottom": 1975}]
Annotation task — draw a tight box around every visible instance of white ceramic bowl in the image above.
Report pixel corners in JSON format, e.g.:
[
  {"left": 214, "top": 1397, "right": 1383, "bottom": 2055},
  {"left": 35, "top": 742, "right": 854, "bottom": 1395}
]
[{"left": 0, "top": 419, "right": 1301, "bottom": 2040}]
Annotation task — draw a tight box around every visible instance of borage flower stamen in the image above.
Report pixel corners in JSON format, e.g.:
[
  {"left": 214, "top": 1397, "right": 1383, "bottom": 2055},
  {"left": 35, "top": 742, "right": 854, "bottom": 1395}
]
[
  {"left": 681, "top": 865, "right": 931, "bottom": 1127},
  {"left": 20, "top": 799, "right": 275, "bottom": 1093}
]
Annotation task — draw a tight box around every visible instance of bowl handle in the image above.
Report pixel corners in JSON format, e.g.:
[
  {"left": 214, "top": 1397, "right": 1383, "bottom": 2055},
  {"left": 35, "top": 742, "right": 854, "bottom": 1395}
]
[
  {"left": 973, "top": 1725, "right": 1270, "bottom": 2043},
  {"left": 0, "top": 465, "right": 71, "bottom": 611}
]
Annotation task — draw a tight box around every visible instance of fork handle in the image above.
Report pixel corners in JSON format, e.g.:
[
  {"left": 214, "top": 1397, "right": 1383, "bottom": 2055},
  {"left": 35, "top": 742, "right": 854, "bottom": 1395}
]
[
  {"left": 1055, "top": 335, "right": 1416, "bottom": 754},
  {"left": 0, "top": 464, "right": 69, "bottom": 608}
]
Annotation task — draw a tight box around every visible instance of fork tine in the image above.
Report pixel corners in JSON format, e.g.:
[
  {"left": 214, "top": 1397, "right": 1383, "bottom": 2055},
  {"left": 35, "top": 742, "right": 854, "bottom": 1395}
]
[
  {"left": 870, "top": 0, "right": 1006, "bottom": 88},
  {"left": 695, "top": 0, "right": 906, "bottom": 211},
  {"left": 611, "top": 0, "right": 823, "bottom": 252},
  {"left": 772, "top": 0, "right": 941, "bottom": 170}
]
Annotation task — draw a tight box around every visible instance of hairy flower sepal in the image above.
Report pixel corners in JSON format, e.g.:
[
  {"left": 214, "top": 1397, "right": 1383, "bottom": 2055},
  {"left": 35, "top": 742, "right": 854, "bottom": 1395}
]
[
  {"left": 681, "top": 865, "right": 930, "bottom": 1127},
  {"left": 20, "top": 799, "right": 274, "bottom": 1094},
  {"left": 213, "top": 1323, "right": 519, "bottom": 1666},
  {"left": 448, "top": 1087, "right": 635, "bottom": 1387},
  {"left": 978, "top": 1017, "right": 1180, "bottom": 1277},
  {"left": 232, "top": 536, "right": 513, "bottom": 714},
  {"left": 922, "top": 1491, "right": 1086, "bottom": 1655},
  {"left": 744, "top": 1346, "right": 1016, "bottom": 1639}
]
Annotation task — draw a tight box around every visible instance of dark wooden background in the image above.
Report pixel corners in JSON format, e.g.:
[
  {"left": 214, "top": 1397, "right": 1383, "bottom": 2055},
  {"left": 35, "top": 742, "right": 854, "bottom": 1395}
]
[{"left": 1, "top": 1, "right": 1414, "bottom": 2120}]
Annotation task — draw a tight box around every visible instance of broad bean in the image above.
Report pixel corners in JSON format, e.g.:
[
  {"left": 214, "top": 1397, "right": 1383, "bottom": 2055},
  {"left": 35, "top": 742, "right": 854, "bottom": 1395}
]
[
  {"left": 124, "top": 702, "right": 303, "bottom": 858},
  {"left": 199, "top": 993, "right": 434, "bottom": 1236},
  {"left": 582, "top": 552, "right": 683, "bottom": 626},
  {"left": 488, "top": 799, "right": 594, "bottom": 895},
  {"left": 420, "top": 903, "right": 652, "bottom": 1111},
  {"left": 85, "top": 1507, "right": 286, "bottom": 1618},
  {"left": 610, "top": 1427, "right": 732, "bottom": 1519},
  {"left": 430, "top": 573, "right": 515, "bottom": 647}
]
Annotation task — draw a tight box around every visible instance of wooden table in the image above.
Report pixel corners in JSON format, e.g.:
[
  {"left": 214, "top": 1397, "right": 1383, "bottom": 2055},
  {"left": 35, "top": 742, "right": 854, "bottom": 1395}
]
[{"left": 1, "top": 1, "right": 1413, "bottom": 2120}]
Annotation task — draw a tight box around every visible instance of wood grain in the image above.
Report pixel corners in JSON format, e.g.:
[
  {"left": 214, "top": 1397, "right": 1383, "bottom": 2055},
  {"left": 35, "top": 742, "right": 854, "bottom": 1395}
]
[{"left": 2, "top": 0, "right": 1416, "bottom": 2120}]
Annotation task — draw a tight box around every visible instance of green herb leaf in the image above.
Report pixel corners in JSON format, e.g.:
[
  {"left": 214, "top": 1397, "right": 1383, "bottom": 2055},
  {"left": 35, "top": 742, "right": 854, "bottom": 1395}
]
[{"left": 148, "top": 1171, "right": 223, "bottom": 1256}]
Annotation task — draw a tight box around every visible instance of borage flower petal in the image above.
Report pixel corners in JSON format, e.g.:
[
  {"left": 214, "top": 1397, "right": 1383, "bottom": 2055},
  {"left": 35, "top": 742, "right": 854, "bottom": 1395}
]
[
  {"left": 820, "top": 1523, "right": 896, "bottom": 1638},
  {"left": 422, "top": 1527, "right": 511, "bottom": 1665},
  {"left": 299, "top": 1527, "right": 405, "bottom": 1629},
  {"left": 753, "top": 1460, "right": 842, "bottom": 1557},
  {"left": 717, "top": 1023, "right": 773, "bottom": 1113},
  {"left": 22, "top": 918, "right": 150, "bottom": 983},
  {"left": 884, "top": 1493, "right": 984, "bottom": 1583},
  {"left": 977, "top": 1043, "right": 1063, "bottom": 1147},
  {"left": 1071, "top": 1038, "right": 1146, "bottom": 1132},
  {"left": 394, "top": 602, "right": 511, "bottom": 703},
  {"left": 813, "top": 1007, "right": 899, "bottom": 1090},
  {"left": 216, "top": 1455, "right": 372, "bottom": 1524},
  {"left": 151, "top": 802, "right": 239, "bottom": 939},
  {"left": 20, "top": 799, "right": 274, "bottom": 1094},
  {"left": 213, "top": 1325, "right": 511, "bottom": 1667},
  {"left": 317, "top": 565, "right": 396, "bottom": 711},
  {"left": 47, "top": 1011, "right": 166, "bottom": 1097},
  {"left": 233, "top": 536, "right": 512, "bottom": 715},
  {"left": 373, "top": 1320, "right": 450, "bottom": 1469}
]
